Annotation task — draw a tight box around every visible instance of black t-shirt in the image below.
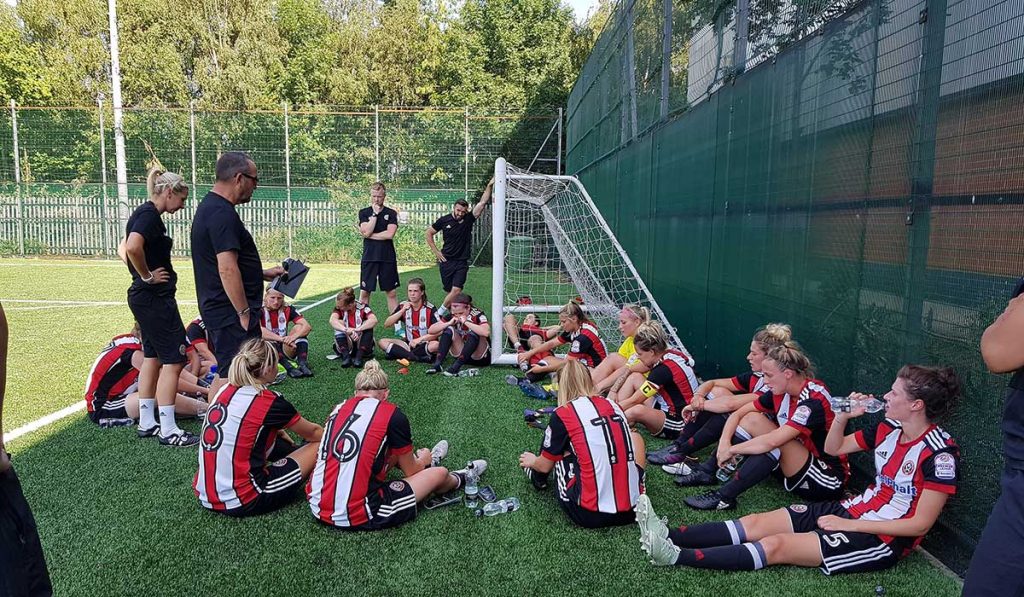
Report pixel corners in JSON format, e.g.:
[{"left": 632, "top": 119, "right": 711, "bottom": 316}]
[
  {"left": 190, "top": 192, "right": 265, "bottom": 329},
  {"left": 125, "top": 201, "right": 176, "bottom": 296},
  {"left": 431, "top": 212, "right": 477, "bottom": 261},
  {"left": 358, "top": 206, "right": 398, "bottom": 263}
]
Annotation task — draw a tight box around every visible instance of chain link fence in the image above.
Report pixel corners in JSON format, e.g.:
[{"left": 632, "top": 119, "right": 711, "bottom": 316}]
[
  {"left": 568, "top": 0, "right": 1024, "bottom": 574},
  {"left": 0, "top": 104, "right": 562, "bottom": 263}
]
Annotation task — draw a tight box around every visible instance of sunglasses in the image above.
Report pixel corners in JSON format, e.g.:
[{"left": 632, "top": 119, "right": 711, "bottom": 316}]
[{"left": 239, "top": 172, "right": 259, "bottom": 184}]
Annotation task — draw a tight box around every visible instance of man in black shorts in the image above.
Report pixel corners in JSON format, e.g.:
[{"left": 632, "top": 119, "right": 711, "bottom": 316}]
[
  {"left": 426, "top": 178, "right": 493, "bottom": 318},
  {"left": 0, "top": 302, "right": 53, "bottom": 596},
  {"left": 358, "top": 182, "right": 401, "bottom": 336},
  {"left": 191, "top": 152, "right": 284, "bottom": 393}
]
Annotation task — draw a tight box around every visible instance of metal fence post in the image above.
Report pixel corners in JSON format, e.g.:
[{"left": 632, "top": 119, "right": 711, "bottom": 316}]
[
  {"left": 557, "top": 107, "right": 563, "bottom": 175},
  {"left": 374, "top": 105, "right": 380, "bottom": 181},
  {"left": 98, "top": 99, "right": 111, "bottom": 257},
  {"left": 189, "top": 100, "right": 197, "bottom": 190},
  {"left": 464, "top": 107, "right": 470, "bottom": 199},
  {"left": 283, "top": 101, "right": 293, "bottom": 258},
  {"left": 10, "top": 99, "right": 24, "bottom": 256},
  {"left": 661, "top": 0, "right": 672, "bottom": 120}
]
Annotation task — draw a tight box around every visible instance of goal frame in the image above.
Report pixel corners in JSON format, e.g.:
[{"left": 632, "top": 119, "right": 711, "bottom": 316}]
[{"left": 490, "top": 157, "right": 680, "bottom": 365}]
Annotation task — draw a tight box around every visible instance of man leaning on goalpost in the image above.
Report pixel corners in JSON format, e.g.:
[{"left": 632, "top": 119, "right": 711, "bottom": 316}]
[{"left": 426, "top": 178, "right": 493, "bottom": 317}]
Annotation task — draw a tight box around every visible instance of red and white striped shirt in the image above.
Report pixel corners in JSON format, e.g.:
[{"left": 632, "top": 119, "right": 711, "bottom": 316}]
[
  {"left": 558, "top": 323, "right": 607, "bottom": 368},
  {"left": 541, "top": 396, "right": 641, "bottom": 514},
  {"left": 333, "top": 302, "right": 374, "bottom": 330},
  {"left": 397, "top": 302, "right": 438, "bottom": 342},
  {"left": 640, "top": 350, "right": 700, "bottom": 418},
  {"left": 194, "top": 385, "right": 301, "bottom": 511},
  {"left": 261, "top": 305, "right": 304, "bottom": 337},
  {"left": 83, "top": 334, "right": 141, "bottom": 413},
  {"left": 306, "top": 396, "right": 413, "bottom": 527},
  {"left": 843, "top": 419, "right": 958, "bottom": 552}
]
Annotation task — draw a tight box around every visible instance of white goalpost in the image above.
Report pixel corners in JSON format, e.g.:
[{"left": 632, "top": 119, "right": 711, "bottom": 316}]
[{"left": 490, "top": 157, "right": 685, "bottom": 365}]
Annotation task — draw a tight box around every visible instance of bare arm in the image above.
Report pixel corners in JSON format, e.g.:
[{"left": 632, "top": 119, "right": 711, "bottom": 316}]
[
  {"left": 825, "top": 402, "right": 869, "bottom": 456},
  {"left": 329, "top": 312, "right": 346, "bottom": 333},
  {"left": 427, "top": 318, "right": 455, "bottom": 335},
  {"left": 818, "top": 490, "right": 949, "bottom": 537},
  {"left": 519, "top": 451, "right": 556, "bottom": 474},
  {"left": 397, "top": 448, "right": 432, "bottom": 477},
  {"left": 383, "top": 304, "right": 408, "bottom": 327},
  {"left": 719, "top": 401, "right": 759, "bottom": 448},
  {"left": 355, "top": 313, "right": 378, "bottom": 332},
  {"left": 426, "top": 227, "right": 445, "bottom": 261},
  {"left": 286, "top": 417, "right": 324, "bottom": 443},
  {"left": 981, "top": 294, "right": 1024, "bottom": 373},
  {"left": 472, "top": 180, "right": 493, "bottom": 218},
  {"left": 124, "top": 232, "right": 169, "bottom": 283},
  {"left": 369, "top": 224, "right": 398, "bottom": 241},
  {"left": 730, "top": 424, "right": 801, "bottom": 456},
  {"left": 216, "top": 251, "right": 249, "bottom": 325}
]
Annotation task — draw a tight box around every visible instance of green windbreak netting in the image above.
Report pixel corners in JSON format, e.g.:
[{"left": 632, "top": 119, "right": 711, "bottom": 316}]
[{"left": 567, "top": 0, "right": 1024, "bottom": 574}]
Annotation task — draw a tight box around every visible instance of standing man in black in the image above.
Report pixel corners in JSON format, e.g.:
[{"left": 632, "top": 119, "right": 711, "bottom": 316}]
[
  {"left": 191, "top": 152, "right": 284, "bottom": 394},
  {"left": 0, "top": 302, "right": 53, "bottom": 597},
  {"left": 426, "top": 178, "right": 493, "bottom": 318},
  {"left": 965, "top": 279, "right": 1024, "bottom": 595},
  {"left": 358, "top": 182, "right": 402, "bottom": 336}
]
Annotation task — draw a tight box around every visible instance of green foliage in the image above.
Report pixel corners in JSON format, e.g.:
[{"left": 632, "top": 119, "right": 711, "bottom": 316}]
[{"left": 4, "top": 0, "right": 587, "bottom": 112}]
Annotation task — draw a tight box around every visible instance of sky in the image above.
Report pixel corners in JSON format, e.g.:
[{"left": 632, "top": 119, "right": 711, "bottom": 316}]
[{"left": 565, "top": 0, "right": 600, "bottom": 23}]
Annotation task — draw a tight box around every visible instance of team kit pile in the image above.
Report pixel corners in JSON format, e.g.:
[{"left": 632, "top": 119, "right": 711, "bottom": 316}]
[{"left": 84, "top": 153, "right": 961, "bottom": 575}]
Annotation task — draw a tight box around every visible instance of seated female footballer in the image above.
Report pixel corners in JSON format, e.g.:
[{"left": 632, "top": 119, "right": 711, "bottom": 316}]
[{"left": 637, "top": 365, "right": 961, "bottom": 576}]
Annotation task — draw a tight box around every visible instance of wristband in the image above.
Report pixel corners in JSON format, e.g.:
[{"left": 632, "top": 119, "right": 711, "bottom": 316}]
[
  {"left": 141, "top": 273, "right": 154, "bottom": 283},
  {"left": 237, "top": 307, "right": 251, "bottom": 316}
]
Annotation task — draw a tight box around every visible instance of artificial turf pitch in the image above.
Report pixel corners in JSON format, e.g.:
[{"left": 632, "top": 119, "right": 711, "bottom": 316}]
[{"left": 1, "top": 260, "right": 961, "bottom": 596}]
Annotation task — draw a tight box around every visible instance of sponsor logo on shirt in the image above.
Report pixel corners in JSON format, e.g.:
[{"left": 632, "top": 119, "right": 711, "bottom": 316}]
[
  {"left": 791, "top": 405, "right": 812, "bottom": 426},
  {"left": 934, "top": 452, "right": 956, "bottom": 480},
  {"left": 879, "top": 474, "right": 918, "bottom": 496}
]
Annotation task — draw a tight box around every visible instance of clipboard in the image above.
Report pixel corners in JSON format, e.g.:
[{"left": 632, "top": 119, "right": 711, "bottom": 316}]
[{"left": 269, "top": 258, "right": 309, "bottom": 298}]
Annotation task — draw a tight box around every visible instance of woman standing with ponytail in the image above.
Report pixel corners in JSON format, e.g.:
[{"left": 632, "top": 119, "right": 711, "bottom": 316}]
[
  {"left": 194, "top": 339, "right": 323, "bottom": 517},
  {"left": 120, "top": 167, "right": 199, "bottom": 447}
]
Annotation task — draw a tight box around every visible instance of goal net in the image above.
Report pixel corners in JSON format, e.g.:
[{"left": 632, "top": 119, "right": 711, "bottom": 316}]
[{"left": 490, "top": 158, "right": 685, "bottom": 365}]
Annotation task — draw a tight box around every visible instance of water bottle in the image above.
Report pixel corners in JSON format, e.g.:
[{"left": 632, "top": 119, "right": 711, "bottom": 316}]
[
  {"left": 458, "top": 368, "right": 480, "bottom": 377},
  {"left": 203, "top": 365, "right": 217, "bottom": 385},
  {"left": 716, "top": 455, "right": 745, "bottom": 482},
  {"left": 829, "top": 395, "right": 885, "bottom": 414},
  {"left": 464, "top": 462, "right": 479, "bottom": 508},
  {"left": 480, "top": 497, "right": 521, "bottom": 517}
]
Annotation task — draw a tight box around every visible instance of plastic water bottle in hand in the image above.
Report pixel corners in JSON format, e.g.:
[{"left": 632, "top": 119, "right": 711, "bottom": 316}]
[
  {"left": 829, "top": 395, "right": 885, "bottom": 414},
  {"left": 464, "top": 462, "right": 480, "bottom": 508},
  {"left": 716, "top": 455, "right": 745, "bottom": 482},
  {"left": 481, "top": 497, "right": 521, "bottom": 516}
]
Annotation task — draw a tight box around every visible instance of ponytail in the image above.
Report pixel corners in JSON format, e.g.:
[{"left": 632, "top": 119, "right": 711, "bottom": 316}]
[
  {"left": 227, "top": 339, "right": 278, "bottom": 389},
  {"left": 355, "top": 360, "right": 389, "bottom": 392},
  {"left": 146, "top": 167, "right": 187, "bottom": 200}
]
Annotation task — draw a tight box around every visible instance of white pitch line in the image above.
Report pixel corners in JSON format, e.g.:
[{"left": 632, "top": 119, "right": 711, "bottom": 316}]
[{"left": 3, "top": 291, "right": 340, "bottom": 445}]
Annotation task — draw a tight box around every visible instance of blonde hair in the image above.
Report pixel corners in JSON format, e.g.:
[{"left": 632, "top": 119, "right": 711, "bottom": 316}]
[
  {"left": 557, "top": 359, "right": 594, "bottom": 406},
  {"left": 228, "top": 339, "right": 278, "bottom": 389},
  {"left": 633, "top": 321, "right": 669, "bottom": 353},
  {"left": 146, "top": 167, "right": 187, "bottom": 200},
  {"left": 621, "top": 304, "right": 651, "bottom": 323},
  {"left": 336, "top": 287, "right": 357, "bottom": 310},
  {"left": 752, "top": 323, "right": 792, "bottom": 352},
  {"left": 355, "top": 360, "right": 389, "bottom": 392},
  {"left": 763, "top": 342, "right": 814, "bottom": 378}
]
